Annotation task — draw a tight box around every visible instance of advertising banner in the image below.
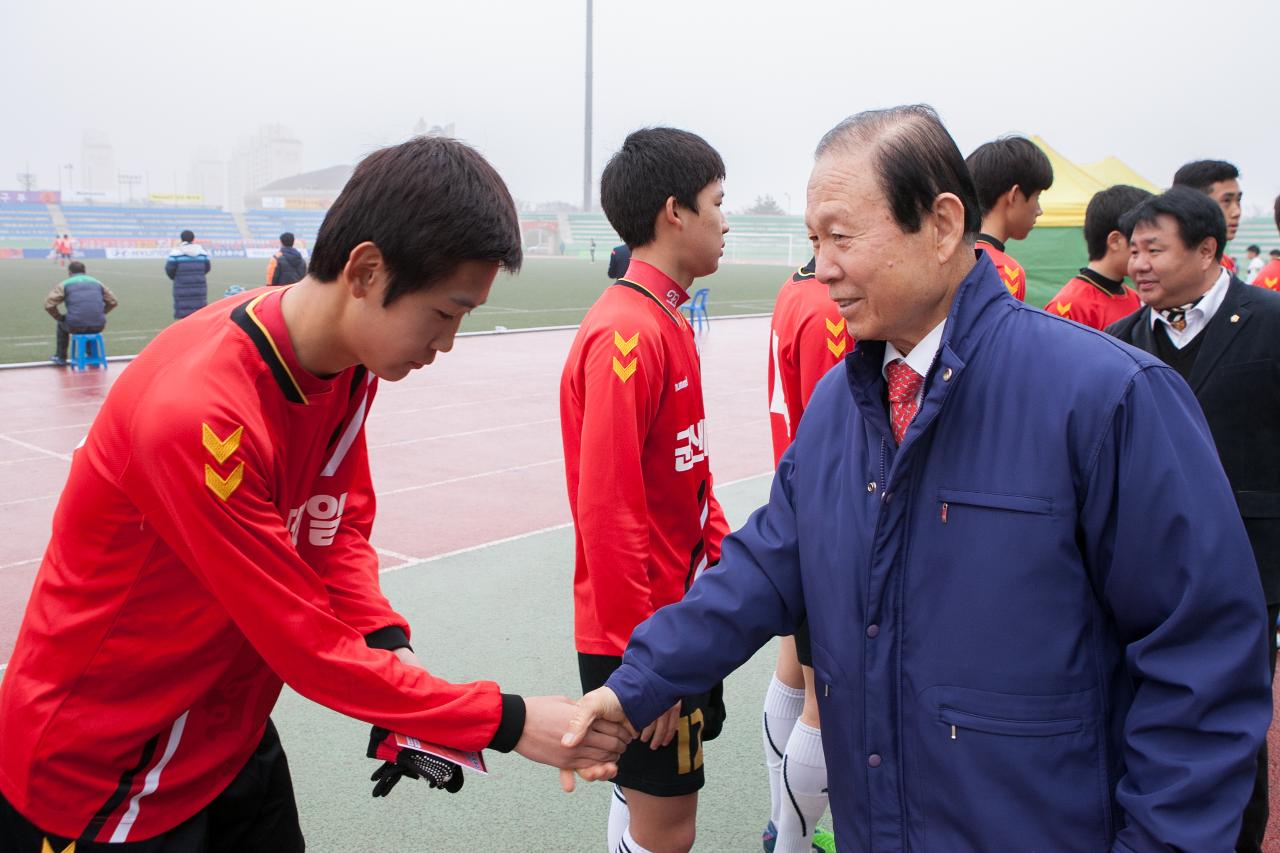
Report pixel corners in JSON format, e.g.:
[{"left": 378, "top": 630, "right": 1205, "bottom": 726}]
[{"left": 0, "top": 190, "right": 60, "bottom": 204}]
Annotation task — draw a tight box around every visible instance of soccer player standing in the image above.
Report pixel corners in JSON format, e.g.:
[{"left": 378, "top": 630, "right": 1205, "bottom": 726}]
[
  {"left": 965, "top": 135, "right": 1054, "bottom": 301},
  {"left": 1044, "top": 185, "right": 1151, "bottom": 329},
  {"left": 761, "top": 256, "right": 849, "bottom": 853},
  {"left": 0, "top": 136, "right": 629, "bottom": 851},
  {"left": 560, "top": 127, "right": 730, "bottom": 853},
  {"left": 1173, "top": 159, "right": 1243, "bottom": 275}
]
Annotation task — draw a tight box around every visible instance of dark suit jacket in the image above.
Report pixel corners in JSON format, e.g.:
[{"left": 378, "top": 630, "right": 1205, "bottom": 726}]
[{"left": 1108, "top": 277, "right": 1280, "bottom": 603}]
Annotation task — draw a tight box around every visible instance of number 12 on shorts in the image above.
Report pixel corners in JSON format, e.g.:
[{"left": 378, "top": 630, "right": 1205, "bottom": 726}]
[{"left": 677, "top": 708, "right": 705, "bottom": 774}]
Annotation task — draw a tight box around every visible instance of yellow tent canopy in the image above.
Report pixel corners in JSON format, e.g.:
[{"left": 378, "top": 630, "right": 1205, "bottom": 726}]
[
  {"left": 1082, "top": 156, "right": 1160, "bottom": 194},
  {"left": 1029, "top": 136, "right": 1105, "bottom": 228}
]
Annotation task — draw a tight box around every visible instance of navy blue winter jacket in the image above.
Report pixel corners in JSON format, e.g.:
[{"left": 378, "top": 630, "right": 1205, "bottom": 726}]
[
  {"left": 607, "top": 254, "right": 1271, "bottom": 851},
  {"left": 164, "top": 242, "right": 210, "bottom": 319}
]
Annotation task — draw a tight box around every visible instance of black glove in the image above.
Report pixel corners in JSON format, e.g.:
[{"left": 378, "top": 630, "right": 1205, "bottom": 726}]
[{"left": 367, "top": 726, "right": 464, "bottom": 797}]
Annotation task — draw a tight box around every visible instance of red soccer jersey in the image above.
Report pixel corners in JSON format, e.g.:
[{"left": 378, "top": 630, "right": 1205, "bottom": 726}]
[
  {"left": 976, "top": 235, "right": 1027, "bottom": 301},
  {"left": 1223, "top": 253, "right": 1237, "bottom": 275},
  {"left": 0, "top": 287, "right": 504, "bottom": 842},
  {"left": 1044, "top": 269, "right": 1141, "bottom": 330},
  {"left": 1252, "top": 259, "right": 1280, "bottom": 291},
  {"left": 767, "top": 259, "right": 853, "bottom": 464},
  {"left": 560, "top": 260, "right": 729, "bottom": 656}
]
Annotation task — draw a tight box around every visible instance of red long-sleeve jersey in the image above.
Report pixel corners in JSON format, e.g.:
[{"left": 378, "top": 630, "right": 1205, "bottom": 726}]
[
  {"left": 1044, "top": 268, "right": 1141, "bottom": 330},
  {"left": 560, "top": 260, "right": 729, "bottom": 656},
  {"left": 1253, "top": 259, "right": 1280, "bottom": 291},
  {"left": 767, "top": 259, "right": 853, "bottom": 464},
  {"left": 975, "top": 235, "right": 1027, "bottom": 301},
  {"left": 0, "top": 287, "right": 505, "bottom": 842}
]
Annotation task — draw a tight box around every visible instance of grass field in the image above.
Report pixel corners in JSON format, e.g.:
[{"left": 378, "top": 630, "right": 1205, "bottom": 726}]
[{"left": 0, "top": 232, "right": 1080, "bottom": 365}]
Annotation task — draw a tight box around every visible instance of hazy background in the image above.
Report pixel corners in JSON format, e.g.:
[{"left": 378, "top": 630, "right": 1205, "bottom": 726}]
[{"left": 2, "top": 0, "right": 1277, "bottom": 214}]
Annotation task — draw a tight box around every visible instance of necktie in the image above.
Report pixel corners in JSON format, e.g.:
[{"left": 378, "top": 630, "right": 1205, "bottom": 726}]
[
  {"left": 1159, "top": 296, "right": 1203, "bottom": 332},
  {"left": 886, "top": 359, "right": 924, "bottom": 444}
]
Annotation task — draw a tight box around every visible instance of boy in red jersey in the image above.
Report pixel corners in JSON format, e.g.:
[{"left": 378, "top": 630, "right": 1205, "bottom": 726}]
[
  {"left": 560, "top": 127, "right": 731, "bottom": 853},
  {"left": 761, "top": 256, "right": 850, "bottom": 853},
  {"left": 1045, "top": 185, "right": 1152, "bottom": 329},
  {"left": 0, "top": 137, "right": 629, "bottom": 851},
  {"left": 965, "top": 136, "right": 1054, "bottom": 300},
  {"left": 1252, "top": 196, "right": 1280, "bottom": 291},
  {"left": 1173, "top": 159, "right": 1243, "bottom": 274}
]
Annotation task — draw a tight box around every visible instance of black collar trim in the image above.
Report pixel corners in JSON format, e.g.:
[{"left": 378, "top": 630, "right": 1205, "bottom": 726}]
[{"left": 977, "top": 233, "right": 1006, "bottom": 253}]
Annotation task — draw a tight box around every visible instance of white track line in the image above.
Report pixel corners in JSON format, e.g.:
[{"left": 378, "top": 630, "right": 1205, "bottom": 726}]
[
  {"left": 0, "top": 435, "right": 71, "bottom": 462},
  {"left": 369, "top": 417, "right": 559, "bottom": 450},
  {"left": 375, "top": 458, "right": 563, "bottom": 497},
  {"left": 0, "top": 558, "right": 39, "bottom": 571}
]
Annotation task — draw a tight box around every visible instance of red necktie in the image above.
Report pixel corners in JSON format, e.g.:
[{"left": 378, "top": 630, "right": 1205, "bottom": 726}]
[{"left": 886, "top": 359, "right": 924, "bottom": 444}]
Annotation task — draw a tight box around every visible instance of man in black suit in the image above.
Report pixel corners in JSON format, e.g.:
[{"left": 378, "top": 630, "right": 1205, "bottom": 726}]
[{"left": 1107, "top": 186, "right": 1280, "bottom": 853}]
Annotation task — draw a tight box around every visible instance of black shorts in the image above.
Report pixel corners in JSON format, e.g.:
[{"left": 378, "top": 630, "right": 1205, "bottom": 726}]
[
  {"left": 579, "top": 653, "right": 709, "bottom": 797},
  {"left": 0, "top": 718, "right": 305, "bottom": 852},
  {"left": 794, "top": 617, "right": 813, "bottom": 668}
]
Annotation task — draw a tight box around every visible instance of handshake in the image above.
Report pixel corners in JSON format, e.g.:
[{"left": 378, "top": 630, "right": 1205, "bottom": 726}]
[{"left": 368, "top": 687, "right": 635, "bottom": 796}]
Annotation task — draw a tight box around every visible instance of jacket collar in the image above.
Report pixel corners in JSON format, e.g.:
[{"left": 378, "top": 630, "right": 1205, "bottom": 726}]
[
  {"left": 1185, "top": 276, "right": 1252, "bottom": 392},
  {"left": 845, "top": 252, "right": 1010, "bottom": 445}
]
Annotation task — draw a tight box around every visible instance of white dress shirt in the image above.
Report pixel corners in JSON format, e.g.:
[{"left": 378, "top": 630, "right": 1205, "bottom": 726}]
[
  {"left": 883, "top": 318, "right": 947, "bottom": 405},
  {"left": 1149, "top": 267, "right": 1230, "bottom": 349}
]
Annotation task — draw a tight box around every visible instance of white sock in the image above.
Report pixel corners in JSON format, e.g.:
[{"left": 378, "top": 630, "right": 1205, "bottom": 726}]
[
  {"left": 763, "top": 674, "right": 805, "bottom": 827},
  {"left": 616, "top": 824, "right": 655, "bottom": 853},
  {"left": 607, "top": 784, "right": 630, "bottom": 853},
  {"left": 776, "top": 721, "right": 829, "bottom": 853}
]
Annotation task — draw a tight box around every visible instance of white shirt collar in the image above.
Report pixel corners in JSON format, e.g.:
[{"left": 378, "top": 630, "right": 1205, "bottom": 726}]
[
  {"left": 1148, "top": 266, "right": 1230, "bottom": 346},
  {"left": 882, "top": 318, "right": 947, "bottom": 392}
]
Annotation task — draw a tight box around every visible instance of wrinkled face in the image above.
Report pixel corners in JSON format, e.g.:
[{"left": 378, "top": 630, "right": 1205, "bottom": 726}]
[
  {"left": 1128, "top": 215, "right": 1216, "bottom": 310},
  {"left": 1008, "top": 187, "right": 1043, "bottom": 240},
  {"left": 806, "top": 149, "right": 949, "bottom": 349},
  {"left": 353, "top": 259, "right": 498, "bottom": 381},
  {"left": 1206, "top": 178, "right": 1242, "bottom": 241},
  {"left": 680, "top": 180, "right": 729, "bottom": 279}
]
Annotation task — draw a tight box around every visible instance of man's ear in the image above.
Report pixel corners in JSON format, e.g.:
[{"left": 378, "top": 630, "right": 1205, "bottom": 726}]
[
  {"left": 1004, "top": 185, "right": 1024, "bottom": 208},
  {"left": 343, "top": 242, "right": 384, "bottom": 299},
  {"left": 1198, "top": 237, "right": 1220, "bottom": 270},
  {"left": 1106, "top": 230, "right": 1128, "bottom": 255},
  {"left": 931, "top": 192, "right": 967, "bottom": 264}
]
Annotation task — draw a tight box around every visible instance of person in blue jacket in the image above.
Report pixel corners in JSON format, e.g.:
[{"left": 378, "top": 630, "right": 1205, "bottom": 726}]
[
  {"left": 164, "top": 229, "right": 211, "bottom": 319},
  {"left": 564, "top": 105, "right": 1272, "bottom": 852}
]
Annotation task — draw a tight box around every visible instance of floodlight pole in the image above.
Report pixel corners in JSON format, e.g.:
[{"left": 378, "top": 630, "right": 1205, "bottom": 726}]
[{"left": 582, "top": 0, "right": 593, "bottom": 212}]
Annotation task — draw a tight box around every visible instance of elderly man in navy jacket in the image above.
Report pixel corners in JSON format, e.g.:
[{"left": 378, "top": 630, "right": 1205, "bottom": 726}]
[{"left": 564, "top": 105, "right": 1271, "bottom": 852}]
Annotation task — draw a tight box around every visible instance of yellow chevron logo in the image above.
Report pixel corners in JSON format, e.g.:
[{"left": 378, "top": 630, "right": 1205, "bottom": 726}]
[
  {"left": 1054, "top": 302, "right": 1071, "bottom": 316},
  {"left": 824, "top": 317, "right": 846, "bottom": 335},
  {"left": 612, "top": 356, "right": 637, "bottom": 383},
  {"left": 827, "top": 338, "right": 847, "bottom": 357},
  {"left": 202, "top": 423, "right": 243, "bottom": 465},
  {"left": 614, "top": 331, "right": 639, "bottom": 356},
  {"left": 1265, "top": 277, "right": 1279, "bottom": 290},
  {"left": 1002, "top": 264, "right": 1019, "bottom": 283},
  {"left": 43, "top": 839, "right": 75, "bottom": 853},
  {"left": 205, "top": 462, "right": 245, "bottom": 501}
]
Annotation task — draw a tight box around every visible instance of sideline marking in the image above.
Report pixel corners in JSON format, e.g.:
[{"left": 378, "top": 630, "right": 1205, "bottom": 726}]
[{"left": 0, "top": 434, "right": 72, "bottom": 462}]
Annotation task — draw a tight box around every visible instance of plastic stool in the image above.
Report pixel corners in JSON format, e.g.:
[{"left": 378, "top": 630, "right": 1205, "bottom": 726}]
[
  {"left": 680, "top": 287, "right": 710, "bottom": 337},
  {"left": 69, "top": 333, "right": 107, "bottom": 370}
]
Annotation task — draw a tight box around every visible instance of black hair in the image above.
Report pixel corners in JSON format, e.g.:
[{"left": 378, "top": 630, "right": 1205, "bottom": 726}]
[
  {"left": 964, "top": 136, "right": 1054, "bottom": 217},
  {"left": 280, "top": 232, "right": 295, "bottom": 247},
  {"left": 1274, "top": 194, "right": 1280, "bottom": 233},
  {"left": 1083, "top": 185, "right": 1153, "bottom": 261},
  {"left": 1172, "top": 160, "right": 1239, "bottom": 194},
  {"left": 815, "top": 104, "right": 982, "bottom": 240},
  {"left": 599, "top": 127, "right": 725, "bottom": 248},
  {"left": 68, "top": 261, "right": 86, "bottom": 274},
  {"left": 1272, "top": 249, "right": 1280, "bottom": 258},
  {"left": 1119, "top": 186, "right": 1227, "bottom": 261},
  {"left": 308, "top": 135, "right": 521, "bottom": 305},
  {"left": 180, "top": 230, "right": 195, "bottom": 242},
  {"left": 1247, "top": 244, "right": 1261, "bottom": 254}
]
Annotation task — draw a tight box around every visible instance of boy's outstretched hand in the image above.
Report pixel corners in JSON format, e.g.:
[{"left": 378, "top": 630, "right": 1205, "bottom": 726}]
[
  {"left": 558, "top": 687, "right": 639, "bottom": 792},
  {"left": 517, "top": 695, "right": 634, "bottom": 792}
]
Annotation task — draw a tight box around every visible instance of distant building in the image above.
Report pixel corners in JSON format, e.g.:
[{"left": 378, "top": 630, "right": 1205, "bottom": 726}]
[
  {"left": 412, "top": 117, "right": 455, "bottom": 138},
  {"left": 246, "top": 164, "right": 352, "bottom": 211},
  {"left": 80, "top": 130, "right": 116, "bottom": 197},
  {"left": 227, "top": 125, "right": 304, "bottom": 212},
  {"left": 187, "top": 149, "right": 227, "bottom": 210}
]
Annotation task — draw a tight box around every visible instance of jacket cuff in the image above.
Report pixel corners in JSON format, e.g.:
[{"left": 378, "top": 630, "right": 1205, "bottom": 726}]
[
  {"left": 363, "top": 625, "right": 412, "bottom": 652},
  {"left": 487, "top": 693, "right": 526, "bottom": 753}
]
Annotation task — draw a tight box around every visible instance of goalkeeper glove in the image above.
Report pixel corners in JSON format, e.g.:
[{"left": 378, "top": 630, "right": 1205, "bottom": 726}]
[{"left": 367, "top": 726, "right": 464, "bottom": 797}]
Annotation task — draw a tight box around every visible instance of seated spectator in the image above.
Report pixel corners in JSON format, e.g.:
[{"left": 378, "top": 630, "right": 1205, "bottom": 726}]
[
  {"left": 266, "top": 232, "right": 308, "bottom": 285},
  {"left": 44, "top": 261, "right": 118, "bottom": 366}
]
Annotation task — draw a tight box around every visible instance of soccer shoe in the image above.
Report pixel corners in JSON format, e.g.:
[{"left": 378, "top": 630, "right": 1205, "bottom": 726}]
[
  {"left": 50, "top": 355, "right": 67, "bottom": 366},
  {"left": 763, "top": 821, "right": 837, "bottom": 853}
]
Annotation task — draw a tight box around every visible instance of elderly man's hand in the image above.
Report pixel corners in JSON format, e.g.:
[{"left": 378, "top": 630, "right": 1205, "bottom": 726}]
[
  {"left": 515, "top": 695, "right": 632, "bottom": 791},
  {"left": 557, "top": 687, "right": 640, "bottom": 791}
]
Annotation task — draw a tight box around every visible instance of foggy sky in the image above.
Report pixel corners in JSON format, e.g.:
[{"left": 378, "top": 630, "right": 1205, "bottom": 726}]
[{"left": 4, "top": 0, "right": 1278, "bottom": 217}]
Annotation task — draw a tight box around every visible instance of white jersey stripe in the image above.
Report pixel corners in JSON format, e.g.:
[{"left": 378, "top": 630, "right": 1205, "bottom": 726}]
[
  {"left": 321, "top": 372, "right": 374, "bottom": 477},
  {"left": 109, "top": 710, "right": 190, "bottom": 842}
]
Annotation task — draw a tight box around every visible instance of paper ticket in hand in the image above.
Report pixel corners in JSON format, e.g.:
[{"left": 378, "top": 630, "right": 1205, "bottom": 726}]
[{"left": 381, "top": 733, "right": 489, "bottom": 775}]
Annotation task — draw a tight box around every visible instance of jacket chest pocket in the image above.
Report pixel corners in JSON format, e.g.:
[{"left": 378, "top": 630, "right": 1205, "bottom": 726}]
[
  {"left": 939, "top": 706, "right": 1082, "bottom": 739},
  {"left": 937, "top": 488, "right": 1052, "bottom": 523}
]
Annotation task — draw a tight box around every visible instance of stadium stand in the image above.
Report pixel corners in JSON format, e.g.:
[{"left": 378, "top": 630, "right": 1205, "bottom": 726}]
[
  {"left": 242, "top": 210, "right": 327, "bottom": 245},
  {"left": 563, "top": 212, "right": 810, "bottom": 265},
  {"left": 0, "top": 202, "right": 57, "bottom": 240},
  {"left": 62, "top": 205, "right": 241, "bottom": 241}
]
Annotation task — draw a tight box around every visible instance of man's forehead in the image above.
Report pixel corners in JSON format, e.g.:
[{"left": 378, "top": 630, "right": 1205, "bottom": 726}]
[
  {"left": 1210, "top": 179, "right": 1241, "bottom": 199},
  {"left": 1131, "top": 217, "right": 1177, "bottom": 242}
]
